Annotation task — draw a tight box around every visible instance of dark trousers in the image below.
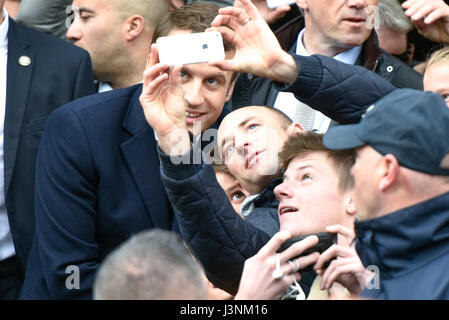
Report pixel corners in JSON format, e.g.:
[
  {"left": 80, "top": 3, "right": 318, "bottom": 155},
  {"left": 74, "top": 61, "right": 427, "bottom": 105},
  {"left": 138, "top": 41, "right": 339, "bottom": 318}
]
[{"left": 0, "top": 256, "right": 22, "bottom": 300}]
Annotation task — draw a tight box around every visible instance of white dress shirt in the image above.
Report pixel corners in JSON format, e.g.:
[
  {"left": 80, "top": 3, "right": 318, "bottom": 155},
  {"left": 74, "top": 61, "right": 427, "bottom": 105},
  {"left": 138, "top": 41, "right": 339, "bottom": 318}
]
[
  {"left": 274, "top": 29, "right": 362, "bottom": 133},
  {"left": 0, "top": 8, "right": 16, "bottom": 261}
]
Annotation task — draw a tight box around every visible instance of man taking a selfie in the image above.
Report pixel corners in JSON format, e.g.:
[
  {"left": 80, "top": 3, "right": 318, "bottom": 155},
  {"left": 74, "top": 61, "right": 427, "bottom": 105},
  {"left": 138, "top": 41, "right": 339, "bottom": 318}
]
[{"left": 20, "top": 3, "right": 237, "bottom": 300}]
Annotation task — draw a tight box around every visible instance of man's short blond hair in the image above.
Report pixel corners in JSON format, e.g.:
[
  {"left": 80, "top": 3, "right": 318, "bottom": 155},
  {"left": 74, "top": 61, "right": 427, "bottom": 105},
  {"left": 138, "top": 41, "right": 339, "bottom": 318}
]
[{"left": 427, "top": 46, "right": 449, "bottom": 68}]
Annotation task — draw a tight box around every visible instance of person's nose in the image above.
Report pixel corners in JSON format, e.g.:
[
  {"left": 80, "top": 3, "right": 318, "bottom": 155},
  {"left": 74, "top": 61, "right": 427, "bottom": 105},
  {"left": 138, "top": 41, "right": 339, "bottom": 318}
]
[
  {"left": 233, "top": 134, "right": 251, "bottom": 156},
  {"left": 66, "top": 17, "right": 82, "bottom": 42},
  {"left": 183, "top": 80, "right": 204, "bottom": 108},
  {"left": 274, "top": 180, "right": 293, "bottom": 201},
  {"left": 347, "top": 0, "right": 369, "bottom": 10}
]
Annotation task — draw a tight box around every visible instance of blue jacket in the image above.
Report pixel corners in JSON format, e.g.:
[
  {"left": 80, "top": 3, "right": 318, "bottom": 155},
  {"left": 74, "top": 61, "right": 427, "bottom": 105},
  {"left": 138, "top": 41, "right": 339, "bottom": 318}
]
[
  {"left": 20, "top": 85, "right": 177, "bottom": 299},
  {"left": 356, "top": 191, "right": 449, "bottom": 300},
  {"left": 277, "top": 54, "right": 397, "bottom": 124},
  {"left": 159, "top": 54, "right": 397, "bottom": 294}
]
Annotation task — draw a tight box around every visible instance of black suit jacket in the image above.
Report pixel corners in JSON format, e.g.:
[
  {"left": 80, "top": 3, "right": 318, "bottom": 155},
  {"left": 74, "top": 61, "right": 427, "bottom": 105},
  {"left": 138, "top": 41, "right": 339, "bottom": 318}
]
[
  {"left": 4, "top": 18, "right": 95, "bottom": 276},
  {"left": 20, "top": 85, "right": 178, "bottom": 299}
]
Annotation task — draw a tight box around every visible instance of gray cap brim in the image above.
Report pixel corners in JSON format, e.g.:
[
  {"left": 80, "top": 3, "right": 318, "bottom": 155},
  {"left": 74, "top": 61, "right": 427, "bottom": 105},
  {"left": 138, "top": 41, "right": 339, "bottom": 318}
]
[{"left": 323, "top": 124, "right": 366, "bottom": 151}]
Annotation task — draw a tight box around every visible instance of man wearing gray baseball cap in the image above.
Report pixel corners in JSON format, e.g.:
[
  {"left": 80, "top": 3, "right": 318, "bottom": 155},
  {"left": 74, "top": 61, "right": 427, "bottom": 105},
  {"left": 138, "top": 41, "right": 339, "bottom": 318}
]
[{"left": 316, "top": 89, "right": 449, "bottom": 299}]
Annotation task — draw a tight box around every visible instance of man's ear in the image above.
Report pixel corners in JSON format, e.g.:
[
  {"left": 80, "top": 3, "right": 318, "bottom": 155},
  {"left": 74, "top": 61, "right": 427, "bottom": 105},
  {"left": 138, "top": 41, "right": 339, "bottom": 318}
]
[
  {"left": 124, "top": 15, "right": 145, "bottom": 41},
  {"left": 344, "top": 195, "right": 357, "bottom": 216},
  {"left": 296, "top": 0, "right": 309, "bottom": 10},
  {"left": 378, "top": 154, "right": 399, "bottom": 192},
  {"left": 287, "top": 122, "right": 306, "bottom": 135}
]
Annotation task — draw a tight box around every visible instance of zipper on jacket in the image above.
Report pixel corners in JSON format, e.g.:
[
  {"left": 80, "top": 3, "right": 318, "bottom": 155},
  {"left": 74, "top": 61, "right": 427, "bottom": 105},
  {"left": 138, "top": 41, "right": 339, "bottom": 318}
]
[{"left": 372, "top": 58, "right": 380, "bottom": 72}]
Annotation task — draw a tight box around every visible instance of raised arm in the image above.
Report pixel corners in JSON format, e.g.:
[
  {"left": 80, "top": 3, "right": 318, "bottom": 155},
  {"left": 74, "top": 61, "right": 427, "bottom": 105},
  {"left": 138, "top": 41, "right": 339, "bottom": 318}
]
[{"left": 140, "top": 45, "right": 273, "bottom": 294}]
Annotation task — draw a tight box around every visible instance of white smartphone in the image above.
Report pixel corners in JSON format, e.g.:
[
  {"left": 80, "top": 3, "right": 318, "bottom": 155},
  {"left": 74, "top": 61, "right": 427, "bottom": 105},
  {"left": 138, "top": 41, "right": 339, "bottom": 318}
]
[
  {"left": 156, "top": 31, "right": 225, "bottom": 66},
  {"left": 266, "top": 0, "right": 296, "bottom": 9}
]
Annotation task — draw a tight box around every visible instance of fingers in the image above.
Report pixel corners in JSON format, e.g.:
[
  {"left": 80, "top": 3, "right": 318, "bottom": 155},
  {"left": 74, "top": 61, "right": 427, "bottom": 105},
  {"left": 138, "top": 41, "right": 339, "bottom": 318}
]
[
  {"left": 207, "top": 26, "right": 235, "bottom": 45},
  {"left": 143, "top": 44, "right": 169, "bottom": 91},
  {"left": 212, "top": 12, "right": 248, "bottom": 31},
  {"left": 409, "top": 3, "right": 437, "bottom": 22},
  {"left": 403, "top": 0, "right": 449, "bottom": 23},
  {"left": 320, "top": 259, "right": 360, "bottom": 290},
  {"left": 169, "top": 65, "right": 182, "bottom": 86},
  {"left": 213, "top": 7, "right": 250, "bottom": 28},
  {"left": 272, "top": 5, "right": 291, "bottom": 20},
  {"left": 142, "top": 63, "right": 169, "bottom": 97},
  {"left": 326, "top": 224, "right": 355, "bottom": 245},
  {"left": 230, "top": 0, "right": 262, "bottom": 21},
  {"left": 279, "top": 235, "right": 319, "bottom": 262},
  {"left": 313, "top": 244, "right": 354, "bottom": 271},
  {"left": 213, "top": 0, "right": 263, "bottom": 28},
  {"left": 149, "top": 44, "right": 160, "bottom": 67},
  {"left": 257, "top": 230, "right": 292, "bottom": 258},
  {"left": 424, "top": 8, "right": 447, "bottom": 24}
]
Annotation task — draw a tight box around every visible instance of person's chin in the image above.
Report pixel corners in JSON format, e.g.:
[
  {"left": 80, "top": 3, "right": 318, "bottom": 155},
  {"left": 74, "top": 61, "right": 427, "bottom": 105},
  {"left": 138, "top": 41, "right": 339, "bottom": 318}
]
[
  {"left": 252, "top": 156, "right": 280, "bottom": 177},
  {"left": 339, "top": 31, "right": 369, "bottom": 47}
]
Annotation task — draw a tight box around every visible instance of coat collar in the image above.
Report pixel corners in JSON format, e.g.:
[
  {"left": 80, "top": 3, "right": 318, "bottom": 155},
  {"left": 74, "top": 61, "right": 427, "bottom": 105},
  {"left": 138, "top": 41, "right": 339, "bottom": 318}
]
[
  {"left": 121, "top": 84, "right": 149, "bottom": 135},
  {"left": 120, "top": 84, "right": 172, "bottom": 230},
  {"left": 355, "top": 191, "right": 449, "bottom": 278}
]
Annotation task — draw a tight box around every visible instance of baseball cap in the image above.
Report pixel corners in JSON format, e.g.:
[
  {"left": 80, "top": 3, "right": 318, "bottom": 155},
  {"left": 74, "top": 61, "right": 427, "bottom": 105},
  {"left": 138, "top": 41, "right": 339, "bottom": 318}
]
[{"left": 323, "top": 89, "right": 449, "bottom": 176}]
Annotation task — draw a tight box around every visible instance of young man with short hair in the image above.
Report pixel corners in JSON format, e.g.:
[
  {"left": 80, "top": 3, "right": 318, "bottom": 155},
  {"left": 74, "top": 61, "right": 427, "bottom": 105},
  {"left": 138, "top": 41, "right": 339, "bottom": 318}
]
[{"left": 234, "top": 131, "right": 367, "bottom": 300}]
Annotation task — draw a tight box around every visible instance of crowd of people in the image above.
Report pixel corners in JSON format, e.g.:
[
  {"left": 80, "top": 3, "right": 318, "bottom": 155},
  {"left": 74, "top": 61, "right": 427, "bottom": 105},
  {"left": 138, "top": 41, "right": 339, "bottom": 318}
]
[{"left": 1, "top": 0, "right": 449, "bottom": 301}]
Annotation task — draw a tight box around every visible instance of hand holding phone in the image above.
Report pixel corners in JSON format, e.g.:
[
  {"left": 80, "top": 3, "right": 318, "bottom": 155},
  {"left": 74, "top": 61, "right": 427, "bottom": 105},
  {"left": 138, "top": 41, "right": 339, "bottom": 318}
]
[{"left": 277, "top": 232, "right": 337, "bottom": 272}]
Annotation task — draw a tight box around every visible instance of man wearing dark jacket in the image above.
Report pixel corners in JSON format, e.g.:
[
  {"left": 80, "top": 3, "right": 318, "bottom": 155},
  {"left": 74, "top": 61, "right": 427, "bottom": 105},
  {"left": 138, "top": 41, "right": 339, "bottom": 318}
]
[
  {"left": 321, "top": 89, "right": 449, "bottom": 299},
  {"left": 141, "top": 3, "right": 399, "bottom": 295},
  {"left": 20, "top": 3, "right": 237, "bottom": 300},
  {"left": 228, "top": 0, "right": 422, "bottom": 132},
  {"left": 141, "top": 0, "right": 403, "bottom": 295},
  {"left": 0, "top": 1, "right": 95, "bottom": 299}
]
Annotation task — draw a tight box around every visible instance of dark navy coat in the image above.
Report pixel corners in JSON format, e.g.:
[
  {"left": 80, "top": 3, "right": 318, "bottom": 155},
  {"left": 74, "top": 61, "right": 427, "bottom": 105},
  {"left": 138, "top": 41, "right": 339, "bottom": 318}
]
[
  {"left": 5, "top": 18, "right": 95, "bottom": 279},
  {"left": 20, "top": 85, "right": 176, "bottom": 299},
  {"left": 357, "top": 191, "right": 449, "bottom": 300}
]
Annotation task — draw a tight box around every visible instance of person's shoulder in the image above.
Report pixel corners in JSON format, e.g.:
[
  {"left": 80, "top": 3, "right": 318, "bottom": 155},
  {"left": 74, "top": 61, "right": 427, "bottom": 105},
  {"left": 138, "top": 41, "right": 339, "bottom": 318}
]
[{"left": 51, "top": 84, "right": 142, "bottom": 121}]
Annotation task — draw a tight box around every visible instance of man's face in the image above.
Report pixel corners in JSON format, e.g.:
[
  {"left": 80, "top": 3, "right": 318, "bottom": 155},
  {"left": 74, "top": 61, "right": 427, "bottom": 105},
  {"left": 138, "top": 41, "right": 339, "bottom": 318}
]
[
  {"left": 275, "top": 152, "right": 353, "bottom": 237},
  {"left": 67, "top": 0, "right": 126, "bottom": 82},
  {"left": 350, "top": 145, "right": 382, "bottom": 221},
  {"left": 168, "top": 29, "right": 236, "bottom": 132},
  {"left": 424, "top": 62, "right": 449, "bottom": 107},
  {"left": 218, "top": 107, "right": 291, "bottom": 194},
  {"left": 299, "top": 0, "right": 378, "bottom": 50}
]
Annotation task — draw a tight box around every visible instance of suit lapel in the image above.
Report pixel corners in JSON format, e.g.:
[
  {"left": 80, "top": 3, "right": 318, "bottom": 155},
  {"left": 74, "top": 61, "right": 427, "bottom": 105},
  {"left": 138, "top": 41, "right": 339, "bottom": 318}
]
[
  {"left": 4, "top": 19, "right": 34, "bottom": 198},
  {"left": 120, "top": 86, "right": 171, "bottom": 230}
]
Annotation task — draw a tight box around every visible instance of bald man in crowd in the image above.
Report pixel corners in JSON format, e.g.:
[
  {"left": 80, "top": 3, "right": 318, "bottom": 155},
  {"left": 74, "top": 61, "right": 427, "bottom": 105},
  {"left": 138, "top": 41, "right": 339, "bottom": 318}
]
[{"left": 67, "top": 0, "right": 170, "bottom": 92}]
